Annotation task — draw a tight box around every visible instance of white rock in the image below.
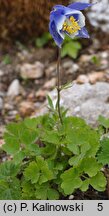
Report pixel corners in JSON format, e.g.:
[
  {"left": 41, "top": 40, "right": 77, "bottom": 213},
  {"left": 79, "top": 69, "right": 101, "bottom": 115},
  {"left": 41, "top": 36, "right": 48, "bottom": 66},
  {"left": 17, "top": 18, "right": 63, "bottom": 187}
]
[
  {"left": 7, "top": 79, "right": 20, "bottom": 98},
  {"left": 0, "top": 70, "right": 4, "bottom": 76},
  {"left": 87, "top": 0, "right": 109, "bottom": 33},
  {"left": 62, "top": 60, "right": 79, "bottom": 74},
  {"left": 20, "top": 62, "right": 44, "bottom": 79},
  {"left": 38, "top": 82, "right": 109, "bottom": 126},
  {"left": 69, "top": 195, "right": 74, "bottom": 200},
  {"left": 0, "top": 97, "right": 3, "bottom": 110}
]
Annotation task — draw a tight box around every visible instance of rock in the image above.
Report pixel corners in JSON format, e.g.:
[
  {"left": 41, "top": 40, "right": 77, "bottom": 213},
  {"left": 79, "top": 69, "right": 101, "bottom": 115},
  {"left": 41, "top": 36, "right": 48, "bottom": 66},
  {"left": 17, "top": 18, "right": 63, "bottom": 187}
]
[
  {"left": 100, "top": 51, "right": 109, "bottom": 59},
  {"left": 0, "top": 97, "right": 3, "bottom": 110},
  {"left": 88, "top": 72, "right": 105, "bottom": 84},
  {"left": 62, "top": 60, "right": 73, "bottom": 69},
  {"left": 0, "top": 70, "right": 4, "bottom": 76},
  {"left": 36, "top": 89, "right": 48, "bottom": 102},
  {"left": 19, "top": 62, "right": 44, "bottom": 79},
  {"left": 79, "top": 55, "right": 91, "bottom": 63},
  {"left": 76, "top": 75, "right": 89, "bottom": 84},
  {"left": 0, "top": 139, "right": 5, "bottom": 147},
  {"left": 19, "top": 101, "right": 35, "bottom": 117},
  {"left": 87, "top": 0, "right": 109, "bottom": 33},
  {"left": 45, "top": 63, "right": 56, "bottom": 78},
  {"left": 4, "top": 103, "right": 14, "bottom": 111},
  {"left": 43, "top": 78, "right": 56, "bottom": 90},
  {"left": 62, "top": 60, "right": 79, "bottom": 74},
  {"left": 69, "top": 195, "right": 74, "bottom": 200},
  {"left": 80, "top": 99, "right": 109, "bottom": 126},
  {"left": 7, "top": 79, "right": 20, "bottom": 98},
  {"left": 39, "top": 82, "right": 109, "bottom": 126},
  {"left": 0, "top": 125, "right": 5, "bottom": 139}
]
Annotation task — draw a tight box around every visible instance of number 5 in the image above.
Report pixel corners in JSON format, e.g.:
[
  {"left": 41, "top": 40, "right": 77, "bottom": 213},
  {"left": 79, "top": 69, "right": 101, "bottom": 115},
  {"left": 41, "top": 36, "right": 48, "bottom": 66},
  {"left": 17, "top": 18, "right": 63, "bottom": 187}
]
[{"left": 97, "top": 203, "right": 103, "bottom": 211}]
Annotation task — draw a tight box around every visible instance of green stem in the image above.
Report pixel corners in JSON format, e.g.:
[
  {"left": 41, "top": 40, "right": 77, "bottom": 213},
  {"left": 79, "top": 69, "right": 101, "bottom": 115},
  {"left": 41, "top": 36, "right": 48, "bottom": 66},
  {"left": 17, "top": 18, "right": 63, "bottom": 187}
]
[{"left": 57, "top": 47, "right": 63, "bottom": 124}]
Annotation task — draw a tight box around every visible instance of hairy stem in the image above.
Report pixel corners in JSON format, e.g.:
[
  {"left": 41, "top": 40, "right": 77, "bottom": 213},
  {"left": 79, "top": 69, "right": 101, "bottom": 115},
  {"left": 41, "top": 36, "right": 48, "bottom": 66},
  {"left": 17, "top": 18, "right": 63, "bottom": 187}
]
[{"left": 57, "top": 47, "right": 63, "bottom": 124}]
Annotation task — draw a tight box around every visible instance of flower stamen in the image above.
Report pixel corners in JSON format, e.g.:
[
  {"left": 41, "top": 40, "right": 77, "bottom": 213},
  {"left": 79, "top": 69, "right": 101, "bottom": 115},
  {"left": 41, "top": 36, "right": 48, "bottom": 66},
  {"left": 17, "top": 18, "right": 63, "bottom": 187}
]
[{"left": 63, "top": 16, "right": 81, "bottom": 34}]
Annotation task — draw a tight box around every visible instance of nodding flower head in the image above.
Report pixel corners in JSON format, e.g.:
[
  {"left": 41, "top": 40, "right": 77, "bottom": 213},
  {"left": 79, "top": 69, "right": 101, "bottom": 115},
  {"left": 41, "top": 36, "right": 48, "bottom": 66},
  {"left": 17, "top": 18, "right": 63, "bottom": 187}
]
[{"left": 49, "top": 2, "right": 94, "bottom": 47}]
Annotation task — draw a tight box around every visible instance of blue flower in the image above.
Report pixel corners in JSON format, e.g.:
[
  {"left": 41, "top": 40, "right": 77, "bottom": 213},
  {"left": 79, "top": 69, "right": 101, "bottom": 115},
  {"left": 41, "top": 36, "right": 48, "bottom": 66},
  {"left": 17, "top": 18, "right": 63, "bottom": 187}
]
[{"left": 49, "top": 2, "right": 94, "bottom": 47}]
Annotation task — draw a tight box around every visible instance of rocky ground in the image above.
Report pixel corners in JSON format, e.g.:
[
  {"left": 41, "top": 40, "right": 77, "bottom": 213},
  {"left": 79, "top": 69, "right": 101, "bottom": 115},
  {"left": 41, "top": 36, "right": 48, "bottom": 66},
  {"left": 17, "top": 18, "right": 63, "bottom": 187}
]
[{"left": 0, "top": 37, "right": 109, "bottom": 146}]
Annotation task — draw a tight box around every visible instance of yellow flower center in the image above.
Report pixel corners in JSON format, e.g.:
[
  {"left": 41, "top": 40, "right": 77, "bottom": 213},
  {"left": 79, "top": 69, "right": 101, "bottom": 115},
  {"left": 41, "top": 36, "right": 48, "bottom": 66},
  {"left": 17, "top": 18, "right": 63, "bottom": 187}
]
[{"left": 63, "top": 16, "right": 81, "bottom": 34}]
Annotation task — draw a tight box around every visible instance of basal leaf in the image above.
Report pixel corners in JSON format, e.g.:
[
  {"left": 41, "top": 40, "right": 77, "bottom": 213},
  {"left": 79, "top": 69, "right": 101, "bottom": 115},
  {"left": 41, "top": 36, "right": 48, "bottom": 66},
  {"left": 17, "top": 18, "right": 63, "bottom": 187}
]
[
  {"left": 90, "top": 172, "right": 107, "bottom": 191},
  {"left": 97, "top": 138, "right": 109, "bottom": 165},
  {"left": 13, "top": 151, "right": 26, "bottom": 164},
  {"left": 61, "top": 168, "right": 82, "bottom": 195},
  {"left": 22, "top": 181, "right": 36, "bottom": 199},
  {"left": 98, "top": 115, "right": 109, "bottom": 129},
  {"left": 47, "top": 188, "right": 59, "bottom": 200},
  {"left": 0, "top": 161, "right": 20, "bottom": 180},
  {"left": 20, "top": 128, "right": 38, "bottom": 145},
  {"left": 69, "top": 155, "right": 82, "bottom": 166},
  {"left": 80, "top": 158, "right": 102, "bottom": 177},
  {"left": 36, "top": 156, "right": 54, "bottom": 184},
  {"left": 41, "top": 130, "right": 61, "bottom": 145},
  {"left": 35, "top": 183, "right": 48, "bottom": 199},
  {"left": 3, "top": 133, "right": 20, "bottom": 154},
  {"left": 0, "top": 178, "right": 21, "bottom": 200},
  {"left": 24, "top": 118, "right": 39, "bottom": 129},
  {"left": 80, "top": 179, "right": 90, "bottom": 192},
  {"left": 24, "top": 161, "right": 40, "bottom": 184}
]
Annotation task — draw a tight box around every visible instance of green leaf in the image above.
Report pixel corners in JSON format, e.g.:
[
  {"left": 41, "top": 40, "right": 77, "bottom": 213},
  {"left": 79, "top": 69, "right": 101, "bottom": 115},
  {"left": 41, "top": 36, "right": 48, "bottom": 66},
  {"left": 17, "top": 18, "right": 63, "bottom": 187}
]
[
  {"left": 3, "top": 54, "right": 12, "bottom": 65},
  {"left": 91, "top": 55, "right": 100, "bottom": 65},
  {"left": 80, "top": 179, "right": 90, "bottom": 192},
  {"left": 61, "top": 40, "right": 82, "bottom": 59},
  {"left": 41, "top": 143, "right": 57, "bottom": 158},
  {"left": 69, "top": 155, "right": 83, "bottom": 166},
  {"left": 3, "top": 133, "right": 20, "bottom": 154},
  {"left": 24, "top": 161, "right": 40, "bottom": 184},
  {"left": 98, "top": 115, "right": 109, "bottom": 129},
  {"left": 0, "top": 178, "right": 21, "bottom": 200},
  {"left": 90, "top": 172, "right": 107, "bottom": 191},
  {"left": 26, "top": 143, "right": 41, "bottom": 155},
  {"left": 97, "top": 138, "right": 109, "bottom": 165},
  {"left": 35, "top": 183, "right": 59, "bottom": 200},
  {"left": 24, "top": 118, "right": 39, "bottom": 129},
  {"left": 66, "top": 128, "right": 88, "bottom": 154},
  {"left": 22, "top": 181, "right": 36, "bottom": 199},
  {"left": 61, "top": 168, "right": 82, "bottom": 195},
  {"left": 47, "top": 95, "right": 54, "bottom": 110},
  {"left": 61, "top": 82, "right": 73, "bottom": 90},
  {"left": 3, "top": 121, "right": 39, "bottom": 155},
  {"left": 66, "top": 126, "right": 99, "bottom": 157},
  {"left": 13, "top": 151, "right": 26, "bottom": 164},
  {"left": 0, "top": 161, "right": 20, "bottom": 180},
  {"left": 20, "top": 128, "right": 38, "bottom": 145},
  {"left": 80, "top": 158, "right": 102, "bottom": 177},
  {"left": 47, "top": 188, "right": 59, "bottom": 200},
  {"left": 36, "top": 156, "right": 54, "bottom": 184},
  {"left": 35, "top": 183, "right": 48, "bottom": 199},
  {"left": 55, "top": 162, "right": 64, "bottom": 171},
  {"left": 35, "top": 33, "right": 52, "bottom": 48},
  {"left": 42, "top": 130, "right": 61, "bottom": 145},
  {"left": 6, "top": 122, "right": 24, "bottom": 137}
]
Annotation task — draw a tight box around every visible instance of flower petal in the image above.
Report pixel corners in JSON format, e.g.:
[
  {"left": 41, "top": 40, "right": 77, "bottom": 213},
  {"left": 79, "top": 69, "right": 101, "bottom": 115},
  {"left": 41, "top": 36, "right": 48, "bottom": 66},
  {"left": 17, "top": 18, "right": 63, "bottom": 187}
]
[
  {"left": 77, "top": 27, "right": 90, "bottom": 38},
  {"left": 49, "top": 20, "right": 64, "bottom": 47},
  {"left": 68, "top": 2, "right": 94, "bottom": 11},
  {"left": 78, "top": 13, "right": 85, "bottom": 28},
  {"left": 50, "top": 10, "right": 66, "bottom": 38},
  {"left": 53, "top": 5, "right": 82, "bottom": 16}
]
